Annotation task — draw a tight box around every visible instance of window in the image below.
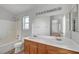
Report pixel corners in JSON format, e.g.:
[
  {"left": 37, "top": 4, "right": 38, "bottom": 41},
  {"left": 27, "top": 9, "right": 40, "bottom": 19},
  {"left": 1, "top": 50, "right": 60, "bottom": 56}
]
[{"left": 23, "top": 16, "right": 29, "bottom": 30}]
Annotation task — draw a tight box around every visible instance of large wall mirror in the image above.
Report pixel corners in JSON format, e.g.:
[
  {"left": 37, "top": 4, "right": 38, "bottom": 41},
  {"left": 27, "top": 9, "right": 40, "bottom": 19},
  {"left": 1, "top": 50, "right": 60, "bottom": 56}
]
[{"left": 32, "top": 15, "right": 64, "bottom": 37}]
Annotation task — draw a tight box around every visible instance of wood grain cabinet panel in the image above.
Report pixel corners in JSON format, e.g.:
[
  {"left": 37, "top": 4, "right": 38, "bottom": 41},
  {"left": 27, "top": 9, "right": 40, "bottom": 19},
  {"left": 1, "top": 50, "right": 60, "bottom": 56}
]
[
  {"left": 24, "top": 40, "right": 30, "bottom": 54},
  {"left": 46, "top": 45, "right": 60, "bottom": 54},
  {"left": 24, "top": 44, "right": 30, "bottom": 54},
  {"left": 29, "top": 45, "right": 37, "bottom": 54},
  {"left": 38, "top": 43, "right": 47, "bottom": 54},
  {"left": 58, "top": 48, "right": 79, "bottom": 54},
  {"left": 57, "top": 49, "right": 72, "bottom": 54},
  {"left": 24, "top": 40, "right": 38, "bottom": 54},
  {"left": 29, "top": 41, "right": 38, "bottom": 54}
]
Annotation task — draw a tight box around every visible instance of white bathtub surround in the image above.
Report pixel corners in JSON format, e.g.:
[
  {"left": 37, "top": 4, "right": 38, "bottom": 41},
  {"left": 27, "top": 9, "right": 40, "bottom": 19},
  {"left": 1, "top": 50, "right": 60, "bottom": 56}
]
[
  {"left": 0, "top": 40, "right": 18, "bottom": 54},
  {"left": 0, "top": 19, "right": 18, "bottom": 54},
  {"left": 24, "top": 35, "right": 79, "bottom": 52}
]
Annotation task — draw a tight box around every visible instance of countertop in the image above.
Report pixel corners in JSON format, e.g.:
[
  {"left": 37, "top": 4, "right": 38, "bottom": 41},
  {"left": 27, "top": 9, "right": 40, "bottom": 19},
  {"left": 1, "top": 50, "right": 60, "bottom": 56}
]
[{"left": 24, "top": 36, "right": 79, "bottom": 52}]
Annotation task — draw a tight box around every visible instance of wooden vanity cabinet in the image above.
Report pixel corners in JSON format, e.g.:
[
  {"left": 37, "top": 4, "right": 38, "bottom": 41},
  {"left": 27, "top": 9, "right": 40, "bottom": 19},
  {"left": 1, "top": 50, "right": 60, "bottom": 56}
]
[
  {"left": 24, "top": 39, "right": 79, "bottom": 54},
  {"left": 24, "top": 40, "right": 46, "bottom": 54},
  {"left": 24, "top": 40, "right": 30, "bottom": 54},
  {"left": 29, "top": 42, "right": 37, "bottom": 54},
  {"left": 38, "top": 43, "right": 47, "bottom": 54},
  {"left": 24, "top": 40, "right": 38, "bottom": 54},
  {"left": 46, "top": 45, "right": 60, "bottom": 54},
  {"left": 46, "top": 45, "right": 79, "bottom": 54}
]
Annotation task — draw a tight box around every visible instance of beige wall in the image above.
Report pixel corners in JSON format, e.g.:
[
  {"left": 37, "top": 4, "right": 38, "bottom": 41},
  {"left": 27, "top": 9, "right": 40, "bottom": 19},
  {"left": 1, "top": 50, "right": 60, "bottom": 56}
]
[{"left": 0, "top": 19, "right": 17, "bottom": 41}]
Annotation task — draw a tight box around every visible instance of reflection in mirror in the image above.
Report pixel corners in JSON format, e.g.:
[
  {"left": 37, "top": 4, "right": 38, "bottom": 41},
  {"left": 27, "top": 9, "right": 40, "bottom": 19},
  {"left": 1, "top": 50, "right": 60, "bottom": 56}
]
[
  {"left": 32, "top": 15, "right": 65, "bottom": 37},
  {"left": 50, "top": 15, "right": 64, "bottom": 37},
  {"left": 32, "top": 16, "right": 50, "bottom": 36},
  {"left": 70, "top": 4, "right": 78, "bottom": 32}
]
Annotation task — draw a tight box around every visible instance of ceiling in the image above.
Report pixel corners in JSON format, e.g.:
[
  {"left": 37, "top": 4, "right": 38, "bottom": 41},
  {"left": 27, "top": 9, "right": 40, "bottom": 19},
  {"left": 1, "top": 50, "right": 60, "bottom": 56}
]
[
  {"left": 0, "top": 4, "right": 36, "bottom": 15},
  {"left": 0, "top": 4, "right": 73, "bottom": 16}
]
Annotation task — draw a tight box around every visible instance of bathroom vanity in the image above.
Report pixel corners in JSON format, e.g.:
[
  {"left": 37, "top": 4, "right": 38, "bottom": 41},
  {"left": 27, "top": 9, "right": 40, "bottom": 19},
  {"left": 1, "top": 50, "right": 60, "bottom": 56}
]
[{"left": 24, "top": 36, "right": 79, "bottom": 54}]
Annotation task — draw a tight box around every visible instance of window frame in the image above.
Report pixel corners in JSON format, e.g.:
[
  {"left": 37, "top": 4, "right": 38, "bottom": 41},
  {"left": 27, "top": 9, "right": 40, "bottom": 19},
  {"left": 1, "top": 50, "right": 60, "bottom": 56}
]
[{"left": 23, "top": 16, "right": 30, "bottom": 30}]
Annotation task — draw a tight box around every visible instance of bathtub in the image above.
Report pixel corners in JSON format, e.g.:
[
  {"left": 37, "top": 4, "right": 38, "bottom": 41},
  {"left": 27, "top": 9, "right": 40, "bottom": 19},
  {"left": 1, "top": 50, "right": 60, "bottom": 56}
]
[{"left": 0, "top": 39, "right": 18, "bottom": 54}]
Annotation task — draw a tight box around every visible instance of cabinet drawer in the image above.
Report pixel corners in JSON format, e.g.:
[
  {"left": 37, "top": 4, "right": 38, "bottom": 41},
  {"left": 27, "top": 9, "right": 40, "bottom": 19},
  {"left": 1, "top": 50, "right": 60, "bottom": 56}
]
[
  {"left": 24, "top": 40, "right": 37, "bottom": 46},
  {"left": 29, "top": 41, "right": 37, "bottom": 47}
]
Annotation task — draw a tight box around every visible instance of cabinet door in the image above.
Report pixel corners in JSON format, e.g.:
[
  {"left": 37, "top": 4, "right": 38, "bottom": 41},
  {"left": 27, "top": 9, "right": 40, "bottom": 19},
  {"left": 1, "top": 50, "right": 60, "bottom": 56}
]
[
  {"left": 38, "top": 43, "right": 47, "bottom": 54},
  {"left": 29, "top": 45, "right": 37, "bottom": 54},
  {"left": 24, "top": 40, "right": 30, "bottom": 54},
  {"left": 29, "top": 41, "right": 38, "bottom": 54}
]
